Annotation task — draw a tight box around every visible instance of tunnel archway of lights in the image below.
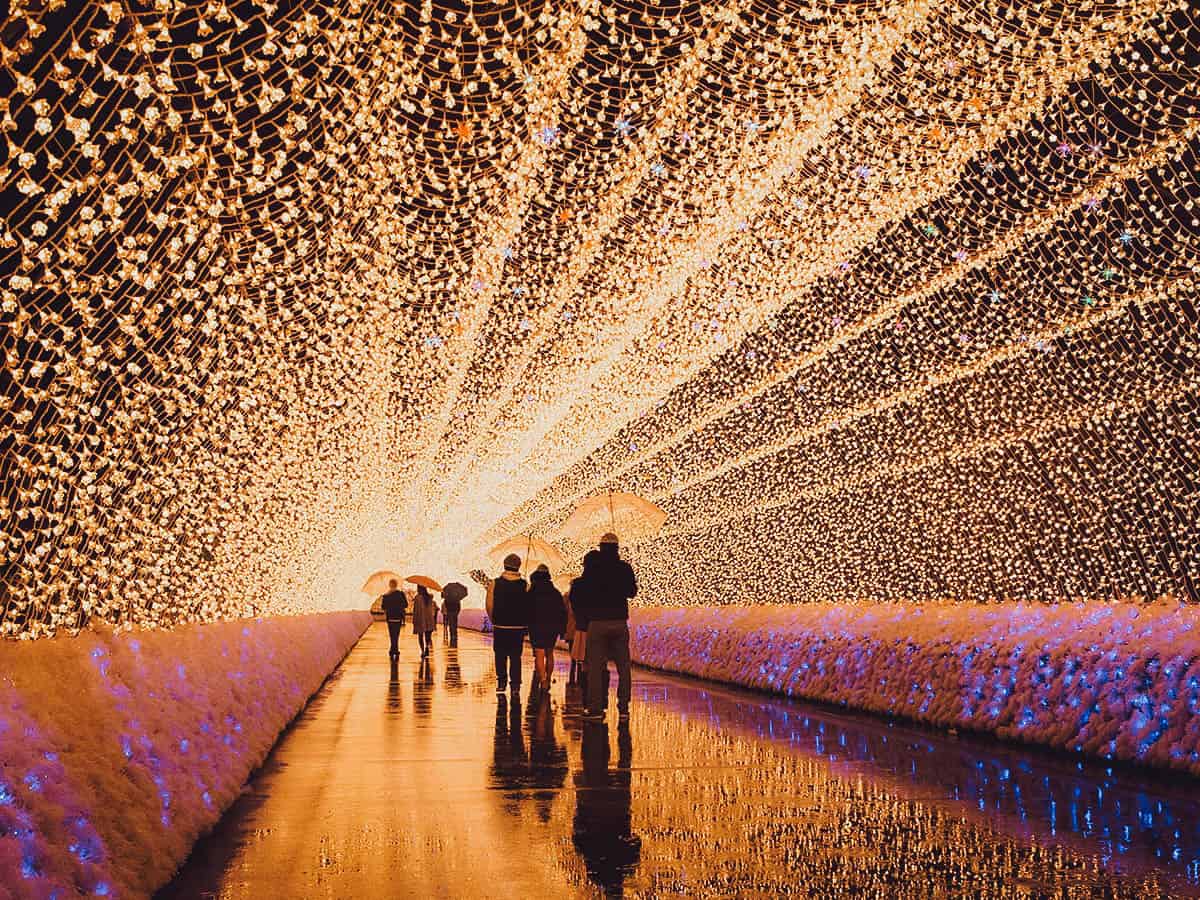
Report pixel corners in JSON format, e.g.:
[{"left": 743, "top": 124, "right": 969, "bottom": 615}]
[{"left": 2, "top": 0, "right": 1199, "bottom": 638}]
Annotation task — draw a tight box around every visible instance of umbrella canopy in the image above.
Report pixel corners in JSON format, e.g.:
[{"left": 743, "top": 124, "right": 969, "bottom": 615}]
[
  {"left": 441, "top": 582, "right": 468, "bottom": 602},
  {"left": 487, "top": 535, "right": 567, "bottom": 574},
  {"left": 405, "top": 574, "right": 442, "bottom": 592},
  {"left": 560, "top": 491, "right": 668, "bottom": 545},
  {"left": 361, "top": 570, "right": 405, "bottom": 597}
]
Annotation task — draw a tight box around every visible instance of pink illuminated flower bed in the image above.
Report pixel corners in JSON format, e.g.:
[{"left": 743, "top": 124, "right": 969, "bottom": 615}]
[
  {"left": 0, "top": 612, "right": 370, "bottom": 898},
  {"left": 628, "top": 602, "right": 1200, "bottom": 776}
]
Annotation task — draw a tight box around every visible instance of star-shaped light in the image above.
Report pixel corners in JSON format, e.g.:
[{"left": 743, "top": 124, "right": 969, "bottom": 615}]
[{"left": 537, "top": 124, "right": 560, "bottom": 146}]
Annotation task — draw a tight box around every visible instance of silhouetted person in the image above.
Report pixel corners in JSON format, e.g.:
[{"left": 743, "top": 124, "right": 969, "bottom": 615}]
[
  {"left": 381, "top": 580, "right": 408, "bottom": 658},
  {"left": 528, "top": 564, "right": 567, "bottom": 698},
  {"left": 581, "top": 534, "right": 636, "bottom": 721},
  {"left": 487, "top": 553, "right": 529, "bottom": 697},
  {"left": 412, "top": 585, "right": 438, "bottom": 657},
  {"left": 573, "top": 721, "right": 640, "bottom": 895},
  {"left": 441, "top": 581, "right": 467, "bottom": 647},
  {"left": 570, "top": 551, "right": 600, "bottom": 696}
]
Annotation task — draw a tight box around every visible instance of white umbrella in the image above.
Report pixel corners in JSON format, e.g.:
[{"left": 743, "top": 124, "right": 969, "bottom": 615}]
[
  {"left": 560, "top": 491, "right": 667, "bottom": 545},
  {"left": 361, "top": 570, "right": 404, "bottom": 597},
  {"left": 487, "top": 535, "right": 567, "bottom": 574}
]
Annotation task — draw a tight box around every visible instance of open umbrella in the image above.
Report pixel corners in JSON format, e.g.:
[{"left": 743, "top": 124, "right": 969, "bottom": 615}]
[
  {"left": 487, "top": 535, "right": 567, "bottom": 574},
  {"left": 406, "top": 574, "right": 443, "bottom": 592},
  {"left": 560, "top": 491, "right": 667, "bottom": 545},
  {"left": 361, "top": 570, "right": 405, "bottom": 597}
]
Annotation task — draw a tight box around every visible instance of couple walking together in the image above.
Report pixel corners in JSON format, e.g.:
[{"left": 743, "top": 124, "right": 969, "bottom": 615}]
[{"left": 487, "top": 532, "right": 636, "bottom": 721}]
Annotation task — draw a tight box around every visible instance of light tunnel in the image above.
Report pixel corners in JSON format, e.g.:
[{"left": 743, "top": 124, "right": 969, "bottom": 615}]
[{"left": 1, "top": 0, "right": 1199, "bottom": 895}]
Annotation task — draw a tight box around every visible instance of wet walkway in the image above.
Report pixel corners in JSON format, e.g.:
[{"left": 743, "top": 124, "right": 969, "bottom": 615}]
[{"left": 160, "top": 624, "right": 1200, "bottom": 898}]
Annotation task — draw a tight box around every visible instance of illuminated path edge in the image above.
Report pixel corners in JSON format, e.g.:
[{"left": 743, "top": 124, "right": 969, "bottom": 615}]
[
  {"left": 0, "top": 611, "right": 371, "bottom": 897},
  {"left": 461, "top": 601, "right": 1200, "bottom": 777}
]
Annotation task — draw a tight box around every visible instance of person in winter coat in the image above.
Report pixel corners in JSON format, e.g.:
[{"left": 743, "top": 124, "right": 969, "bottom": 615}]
[
  {"left": 569, "top": 551, "right": 600, "bottom": 693},
  {"left": 486, "top": 553, "right": 529, "bottom": 696},
  {"left": 381, "top": 580, "right": 409, "bottom": 658},
  {"left": 583, "top": 533, "right": 637, "bottom": 721},
  {"left": 441, "top": 582, "right": 467, "bottom": 647},
  {"left": 527, "top": 564, "right": 567, "bottom": 696},
  {"left": 412, "top": 585, "right": 438, "bottom": 658}
]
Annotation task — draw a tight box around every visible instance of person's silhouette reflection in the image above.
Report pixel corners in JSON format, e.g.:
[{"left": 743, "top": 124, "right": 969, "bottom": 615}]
[
  {"left": 573, "top": 721, "right": 640, "bottom": 896},
  {"left": 386, "top": 656, "right": 402, "bottom": 713},
  {"left": 444, "top": 649, "right": 463, "bottom": 691},
  {"left": 529, "top": 691, "right": 568, "bottom": 823},
  {"left": 413, "top": 657, "right": 435, "bottom": 718},
  {"left": 491, "top": 696, "right": 528, "bottom": 813}
]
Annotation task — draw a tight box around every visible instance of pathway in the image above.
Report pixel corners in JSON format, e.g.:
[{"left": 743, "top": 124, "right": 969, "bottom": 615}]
[{"left": 159, "top": 624, "right": 1200, "bottom": 898}]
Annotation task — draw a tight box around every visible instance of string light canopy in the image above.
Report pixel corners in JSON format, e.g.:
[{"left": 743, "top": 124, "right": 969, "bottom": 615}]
[{"left": 2, "top": 0, "right": 1198, "bottom": 637}]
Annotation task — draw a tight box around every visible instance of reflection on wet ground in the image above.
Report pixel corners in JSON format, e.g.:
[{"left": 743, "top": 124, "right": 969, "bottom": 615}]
[{"left": 160, "top": 625, "right": 1200, "bottom": 898}]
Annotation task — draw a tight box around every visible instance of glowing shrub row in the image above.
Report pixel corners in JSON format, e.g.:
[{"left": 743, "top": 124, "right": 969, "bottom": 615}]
[
  {"left": 463, "top": 602, "right": 1200, "bottom": 774},
  {"left": 0, "top": 612, "right": 370, "bottom": 898},
  {"left": 627, "top": 602, "right": 1200, "bottom": 776}
]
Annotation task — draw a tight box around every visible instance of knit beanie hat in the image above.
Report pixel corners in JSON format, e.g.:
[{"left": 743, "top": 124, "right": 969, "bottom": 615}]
[{"left": 503, "top": 553, "right": 521, "bottom": 571}]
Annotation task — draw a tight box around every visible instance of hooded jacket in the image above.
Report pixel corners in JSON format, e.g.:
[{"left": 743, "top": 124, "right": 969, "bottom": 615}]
[
  {"left": 527, "top": 569, "right": 567, "bottom": 636},
  {"left": 578, "top": 543, "right": 637, "bottom": 622}
]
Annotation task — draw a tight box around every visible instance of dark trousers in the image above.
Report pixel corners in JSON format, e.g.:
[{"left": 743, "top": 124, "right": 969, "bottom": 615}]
[
  {"left": 444, "top": 612, "right": 459, "bottom": 647},
  {"left": 493, "top": 627, "right": 525, "bottom": 691},
  {"left": 586, "top": 619, "right": 632, "bottom": 715},
  {"left": 386, "top": 619, "right": 404, "bottom": 654}
]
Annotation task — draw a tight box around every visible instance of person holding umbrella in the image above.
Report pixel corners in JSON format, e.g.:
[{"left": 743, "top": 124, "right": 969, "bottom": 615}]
[
  {"left": 583, "top": 533, "right": 637, "bottom": 722},
  {"left": 412, "top": 585, "right": 439, "bottom": 658},
  {"left": 441, "top": 581, "right": 467, "bottom": 647},
  {"left": 381, "top": 579, "right": 408, "bottom": 659}
]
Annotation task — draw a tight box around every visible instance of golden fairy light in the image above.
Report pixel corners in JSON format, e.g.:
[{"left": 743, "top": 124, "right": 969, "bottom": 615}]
[{"left": 2, "top": 0, "right": 1198, "bottom": 636}]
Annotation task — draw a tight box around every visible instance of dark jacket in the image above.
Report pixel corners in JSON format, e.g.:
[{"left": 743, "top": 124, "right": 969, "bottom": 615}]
[
  {"left": 527, "top": 571, "right": 567, "bottom": 637},
  {"left": 489, "top": 573, "right": 529, "bottom": 628},
  {"left": 568, "top": 577, "right": 594, "bottom": 631},
  {"left": 582, "top": 544, "right": 637, "bottom": 622},
  {"left": 381, "top": 590, "right": 408, "bottom": 622}
]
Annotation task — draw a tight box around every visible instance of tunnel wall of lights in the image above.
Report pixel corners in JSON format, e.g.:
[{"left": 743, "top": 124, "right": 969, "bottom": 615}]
[
  {"left": 0, "top": 611, "right": 369, "bottom": 896},
  {"left": 3, "top": 0, "right": 1200, "bottom": 639}
]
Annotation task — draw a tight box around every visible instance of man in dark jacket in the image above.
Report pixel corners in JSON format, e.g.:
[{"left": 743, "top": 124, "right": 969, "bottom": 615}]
[
  {"left": 441, "top": 582, "right": 467, "bottom": 647},
  {"left": 486, "top": 554, "right": 529, "bottom": 696},
  {"left": 381, "top": 580, "right": 409, "bottom": 658},
  {"left": 583, "top": 533, "right": 637, "bottom": 720}
]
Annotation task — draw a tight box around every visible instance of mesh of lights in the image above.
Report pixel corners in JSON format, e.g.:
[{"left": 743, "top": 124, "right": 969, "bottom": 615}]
[{"left": 1, "top": 0, "right": 1199, "bottom": 637}]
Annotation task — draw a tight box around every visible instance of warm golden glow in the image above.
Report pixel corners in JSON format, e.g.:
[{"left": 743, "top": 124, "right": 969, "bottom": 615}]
[{"left": 2, "top": 0, "right": 1198, "bottom": 635}]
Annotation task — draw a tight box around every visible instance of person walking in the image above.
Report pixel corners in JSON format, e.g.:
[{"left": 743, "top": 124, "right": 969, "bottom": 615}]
[
  {"left": 527, "top": 564, "right": 567, "bottom": 698},
  {"left": 487, "top": 553, "right": 529, "bottom": 697},
  {"left": 568, "top": 551, "right": 600, "bottom": 692},
  {"left": 412, "top": 585, "right": 438, "bottom": 658},
  {"left": 381, "top": 580, "right": 408, "bottom": 658},
  {"left": 441, "top": 581, "right": 467, "bottom": 647},
  {"left": 583, "top": 534, "right": 636, "bottom": 722}
]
